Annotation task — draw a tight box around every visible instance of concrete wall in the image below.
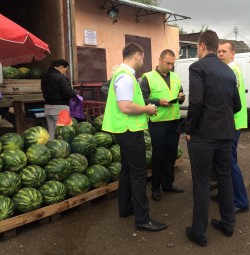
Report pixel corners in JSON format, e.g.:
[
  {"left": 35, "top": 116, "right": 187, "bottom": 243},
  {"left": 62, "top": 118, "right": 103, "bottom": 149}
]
[{"left": 74, "top": 0, "right": 179, "bottom": 79}]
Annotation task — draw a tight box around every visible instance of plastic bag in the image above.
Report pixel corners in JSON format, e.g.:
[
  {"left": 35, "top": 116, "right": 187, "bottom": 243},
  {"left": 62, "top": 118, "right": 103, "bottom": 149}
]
[{"left": 69, "top": 95, "right": 84, "bottom": 119}]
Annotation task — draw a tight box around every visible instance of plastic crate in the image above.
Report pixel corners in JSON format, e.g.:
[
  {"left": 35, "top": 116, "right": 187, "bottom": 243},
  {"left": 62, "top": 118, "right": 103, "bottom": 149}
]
[{"left": 83, "top": 100, "right": 106, "bottom": 123}]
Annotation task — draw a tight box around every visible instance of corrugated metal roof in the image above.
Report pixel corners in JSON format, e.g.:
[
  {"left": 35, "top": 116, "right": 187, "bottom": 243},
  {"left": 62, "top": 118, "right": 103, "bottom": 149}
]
[{"left": 103, "top": 0, "right": 190, "bottom": 22}]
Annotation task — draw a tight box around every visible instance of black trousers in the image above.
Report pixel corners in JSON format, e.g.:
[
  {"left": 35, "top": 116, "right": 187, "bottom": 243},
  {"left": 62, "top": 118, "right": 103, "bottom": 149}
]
[
  {"left": 187, "top": 135, "right": 235, "bottom": 239},
  {"left": 149, "top": 120, "right": 180, "bottom": 192},
  {"left": 115, "top": 131, "right": 150, "bottom": 225}
]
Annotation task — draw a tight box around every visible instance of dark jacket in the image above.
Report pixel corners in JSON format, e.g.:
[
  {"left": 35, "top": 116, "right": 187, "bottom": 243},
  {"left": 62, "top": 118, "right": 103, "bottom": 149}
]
[
  {"left": 41, "top": 68, "right": 77, "bottom": 105},
  {"left": 185, "top": 53, "right": 241, "bottom": 139}
]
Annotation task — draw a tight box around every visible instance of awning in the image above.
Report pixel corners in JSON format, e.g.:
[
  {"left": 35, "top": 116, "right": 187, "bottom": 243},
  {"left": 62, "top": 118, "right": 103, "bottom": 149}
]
[{"left": 101, "top": 0, "right": 191, "bottom": 22}]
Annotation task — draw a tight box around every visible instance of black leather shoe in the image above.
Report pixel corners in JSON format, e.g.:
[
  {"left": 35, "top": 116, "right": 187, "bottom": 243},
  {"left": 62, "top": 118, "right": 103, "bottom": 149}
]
[
  {"left": 186, "top": 227, "right": 207, "bottom": 247},
  {"left": 211, "top": 219, "right": 233, "bottom": 237},
  {"left": 152, "top": 191, "right": 161, "bottom": 201},
  {"left": 120, "top": 210, "right": 134, "bottom": 219},
  {"left": 235, "top": 207, "right": 249, "bottom": 214},
  {"left": 163, "top": 186, "right": 184, "bottom": 193},
  {"left": 136, "top": 219, "right": 167, "bottom": 232}
]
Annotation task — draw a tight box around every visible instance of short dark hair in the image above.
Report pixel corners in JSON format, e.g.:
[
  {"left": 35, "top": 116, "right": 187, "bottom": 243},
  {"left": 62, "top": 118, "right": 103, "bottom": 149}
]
[
  {"left": 122, "top": 43, "right": 144, "bottom": 59},
  {"left": 160, "top": 49, "right": 175, "bottom": 59},
  {"left": 219, "top": 40, "right": 235, "bottom": 51},
  {"left": 198, "top": 30, "right": 219, "bottom": 52},
  {"left": 51, "top": 59, "right": 69, "bottom": 68}
]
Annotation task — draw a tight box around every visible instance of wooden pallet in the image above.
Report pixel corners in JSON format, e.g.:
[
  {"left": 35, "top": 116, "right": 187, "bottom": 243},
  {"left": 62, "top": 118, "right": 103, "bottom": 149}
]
[
  {"left": 0, "top": 181, "right": 118, "bottom": 234},
  {"left": 0, "top": 159, "right": 182, "bottom": 237}
]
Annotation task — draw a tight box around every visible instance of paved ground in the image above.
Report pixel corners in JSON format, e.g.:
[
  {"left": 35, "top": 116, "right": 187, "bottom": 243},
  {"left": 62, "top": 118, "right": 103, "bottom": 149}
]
[{"left": 0, "top": 120, "right": 250, "bottom": 255}]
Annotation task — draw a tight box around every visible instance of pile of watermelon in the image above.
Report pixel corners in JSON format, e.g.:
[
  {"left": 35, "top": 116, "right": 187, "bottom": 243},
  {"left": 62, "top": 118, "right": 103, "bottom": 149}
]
[
  {"left": 0, "top": 115, "right": 183, "bottom": 220},
  {"left": 3, "top": 66, "right": 44, "bottom": 79}
]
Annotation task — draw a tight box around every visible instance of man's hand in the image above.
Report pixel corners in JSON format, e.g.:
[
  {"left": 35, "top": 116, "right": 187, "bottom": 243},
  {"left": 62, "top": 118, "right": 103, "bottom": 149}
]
[
  {"left": 178, "top": 92, "right": 185, "bottom": 98},
  {"left": 146, "top": 103, "right": 157, "bottom": 115},
  {"left": 186, "top": 134, "right": 191, "bottom": 141},
  {"left": 159, "top": 98, "right": 170, "bottom": 106}
]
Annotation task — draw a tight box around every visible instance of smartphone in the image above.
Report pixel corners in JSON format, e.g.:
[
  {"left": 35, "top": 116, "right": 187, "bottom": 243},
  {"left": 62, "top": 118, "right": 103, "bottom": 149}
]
[{"left": 168, "top": 98, "right": 178, "bottom": 104}]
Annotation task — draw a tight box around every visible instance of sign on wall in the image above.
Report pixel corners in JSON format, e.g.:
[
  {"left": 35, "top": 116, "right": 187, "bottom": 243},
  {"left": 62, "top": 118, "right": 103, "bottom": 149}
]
[{"left": 84, "top": 29, "right": 97, "bottom": 46}]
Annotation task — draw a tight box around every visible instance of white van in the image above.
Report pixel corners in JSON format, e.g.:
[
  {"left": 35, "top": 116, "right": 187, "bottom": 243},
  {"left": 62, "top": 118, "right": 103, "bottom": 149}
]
[{"left": 175, "top": 52, "right": 250, "bottom": 121}]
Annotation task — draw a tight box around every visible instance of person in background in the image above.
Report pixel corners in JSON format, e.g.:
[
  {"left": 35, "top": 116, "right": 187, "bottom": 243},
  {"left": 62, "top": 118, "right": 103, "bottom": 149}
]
[
  {"left": 185, "top": 30, "right": 241, "bottom": 246},
  {"left": 217, "top": 40, "right": 249, "bottom": 213},
  {"left": 41, "top": 59, "right": 77, "bottom": 140},
  {"left": 102, "top": 42, "right": 167, "bottom": 232},
  {"left": 140, "top": 49, "right": 185, "bottom": 201}
]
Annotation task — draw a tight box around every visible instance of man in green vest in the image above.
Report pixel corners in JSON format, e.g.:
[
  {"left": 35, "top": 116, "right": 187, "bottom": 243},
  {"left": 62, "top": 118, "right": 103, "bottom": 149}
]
[
  {"left": 140, "top": 49, "right": 185, "bottom": 201},
  {"left": 217, "top": 40, "right": 249, "bottom": 213},
  {"left": 102, "top": 42, "right": 167, "bottom": 232}
]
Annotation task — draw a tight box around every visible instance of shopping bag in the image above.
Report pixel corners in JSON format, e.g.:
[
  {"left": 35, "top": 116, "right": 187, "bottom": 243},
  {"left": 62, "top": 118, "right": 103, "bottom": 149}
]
[{"left": 69, "top": 94, "right": 84, "bottom": 119}]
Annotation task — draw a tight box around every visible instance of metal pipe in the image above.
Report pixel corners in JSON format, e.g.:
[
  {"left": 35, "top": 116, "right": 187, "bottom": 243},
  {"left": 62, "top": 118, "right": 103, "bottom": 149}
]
[{"left": 66, "top": 0, "right": 74, "bottom": 85}]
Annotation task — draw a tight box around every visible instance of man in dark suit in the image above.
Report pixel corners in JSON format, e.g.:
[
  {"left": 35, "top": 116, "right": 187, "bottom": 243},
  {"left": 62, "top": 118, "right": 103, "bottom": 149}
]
[{"left": 185, "top": 30, "right": 241, "bottom": 247}]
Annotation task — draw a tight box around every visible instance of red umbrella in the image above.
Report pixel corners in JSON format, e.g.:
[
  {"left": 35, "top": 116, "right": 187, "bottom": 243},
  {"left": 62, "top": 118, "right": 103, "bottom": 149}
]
[{"left": 0, "top": 14, "right": 50, "bottom": 66}]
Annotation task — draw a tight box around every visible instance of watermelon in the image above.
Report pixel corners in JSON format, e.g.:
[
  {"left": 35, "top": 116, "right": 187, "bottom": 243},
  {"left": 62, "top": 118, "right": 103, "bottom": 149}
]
[
  {"left": 146, "top": 150, "right": 152, "bottom": 169},
  {"left": 94, "top": 115, "right": 104, "bottom": 131},
  {"left": 0, "top": 158, "right": 2, "bottom": 172},
  {"left": 0, "top": 171, "right": 21, "bottom": 196},
  {"left": 74, "top": 122, "right": 95, "bottom": 135},
  {"left": 63, "top": 173, "right": 90, "bottom": 197},
  {"left": 66, "top": 153, "right": 88, "bottom": 174},
  {"left": 144, "top": 135, "right": 152, "bottom": 150},
  {"left": 23, "top": 126, "right": 49, "bottom": 149},
  {"left": 1, "top": 149, "right": 27, "bottom": 172},
  {"left": 26, "top": 144, "right": 51, "bottom": 166},
  {"left": 47, "top": 139, "right": 71, "bottom": 159},
  {"left": 19, "top": 165, "right": 46, "bottom": 188},
  {"left": 71, "top": 117, "right": 78, "bottom": 128},
  {"left": 54, "top": 125, "right": 75, "bottom": 143},
  {"left": 3, "top": 66, "right": 20, "bottom": 79},
  {"left": 0, "top": 133, "right": 24, "bottom": 151},
  {"left": 47, "top": 139, "right": 71, "bottom": 158},
  {"left": 177, "top": 145, "right": 183, "bottom": 159},
  {"left": 0, "top": 195, "right": 15, "bottom": 220},
  {"left": 12, "top": 188, "right": 43, "bottom": 213},
  {"left": 88, "top": 147, "right": 112, "bottom": 167},
  {"left": 56, "top": 110, "right": 72, "bottom": 126},
  {"left": 29, "top": 67, "right": 43, "bottom": 79},
  {"left": 144, "top": 129, "right": 150, "bottom": 137},
  {"left": 71, "top": 134, "right": 97, "bottom": 156},
  {"left": 18, "top": 67, "right": 30, "bottom": 78},
  {"left": 110, "top": 133, "right": 117, "bottom": 144},
  {"left": 108, "top": 162, "right": 121, "bottom": 182},
  {"left": 94, "top": 132, "right": 113, "bottom": 148},
  {"left": 85, "top": 165, "right": 111, "bottom": 188},
  {"left": 45, "top": 158, "right": 72, "bottom": 181},
  {"left": 39, "top": 180, "right": 66, "bottom": 205},
  {"left": 109, "top": 144, "right": 121, "bottom": 162}
]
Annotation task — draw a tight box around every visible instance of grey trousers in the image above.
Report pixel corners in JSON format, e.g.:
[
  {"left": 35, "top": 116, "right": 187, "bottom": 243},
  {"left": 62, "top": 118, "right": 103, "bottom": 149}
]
[{"left": 44, "top": 104, "right": 69, "bottom": 140}]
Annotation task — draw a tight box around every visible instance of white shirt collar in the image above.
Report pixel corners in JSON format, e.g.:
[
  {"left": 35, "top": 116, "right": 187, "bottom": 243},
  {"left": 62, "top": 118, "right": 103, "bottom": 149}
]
[
  {"left": 228, "top": 61, "right": 236, "bottom": 67},
  {"left": 120, "top": 63, "right": 135, "bottom": 76}
]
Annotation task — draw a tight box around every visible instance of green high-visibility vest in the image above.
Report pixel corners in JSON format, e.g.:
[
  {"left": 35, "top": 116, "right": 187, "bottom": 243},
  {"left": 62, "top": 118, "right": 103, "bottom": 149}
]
[
  {"left": 231, "top": 63, "right": 248, "bottom": 129},
  {"left": 142, "top": 70, "right": 181, "bottom": 122},
  {"left": 102, "top": 66, "right": 148, "bottom": 133}
]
